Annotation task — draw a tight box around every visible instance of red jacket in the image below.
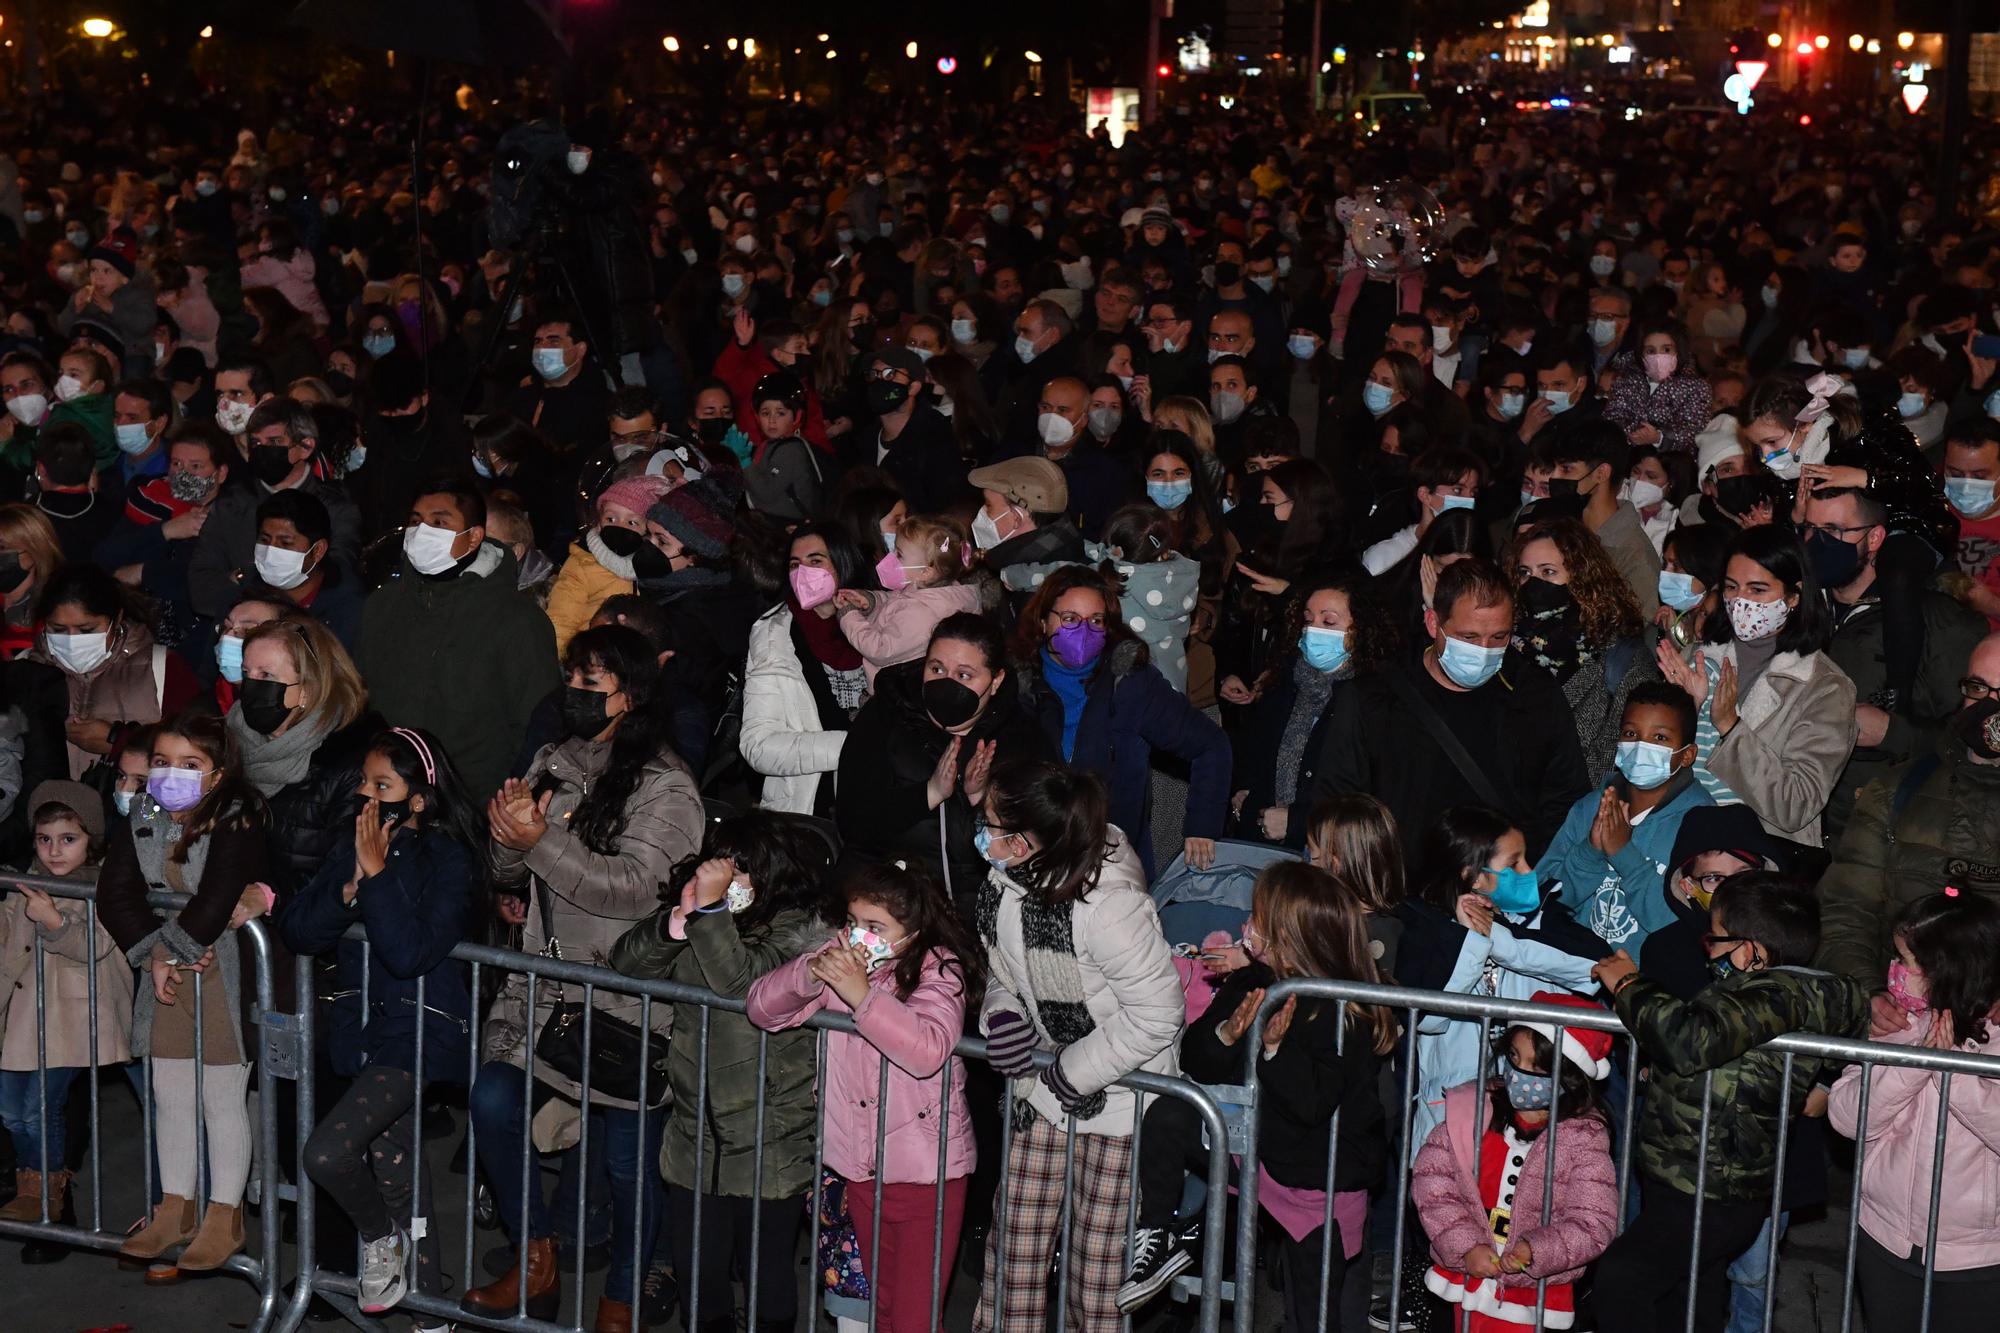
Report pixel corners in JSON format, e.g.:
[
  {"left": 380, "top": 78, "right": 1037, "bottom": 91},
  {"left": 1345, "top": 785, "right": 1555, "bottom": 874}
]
[{"left": 714, "top": 340, "right": 831, "bottom": 456}]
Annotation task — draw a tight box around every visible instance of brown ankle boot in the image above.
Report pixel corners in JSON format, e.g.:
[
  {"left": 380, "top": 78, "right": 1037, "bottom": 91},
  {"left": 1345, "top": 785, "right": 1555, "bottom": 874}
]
[
  {"left": 118, "top": 1193, "right": 198, "bottom": 1259},
  {"left": 0, "top": 1169, "right": 44, "bottom": 1223},
  {"left": 594, "top": 1296, "right": 636, "bottom": 1333},
  {"left": 173, "top": 1201, "right": 245, "bottom": 1272},
  {"left": 460, "top": 1236, "right": 559, "bottom": 1322}
]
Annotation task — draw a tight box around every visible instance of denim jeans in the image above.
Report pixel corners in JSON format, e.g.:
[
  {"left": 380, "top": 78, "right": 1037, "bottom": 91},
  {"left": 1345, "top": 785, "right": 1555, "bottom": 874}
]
[
  {"left": 468, "top": 1061, "right": 666, "bottom": 1297},
  {"left": 0, "top": 1067, "right": 82, "bottom": 1171},
  {"left": 1725, "top": 1212, "right": 1789, "bottom": 1333}
]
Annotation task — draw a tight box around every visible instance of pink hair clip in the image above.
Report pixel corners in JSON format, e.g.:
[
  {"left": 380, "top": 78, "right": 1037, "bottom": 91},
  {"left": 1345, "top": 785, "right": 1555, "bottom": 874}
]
[{"left": 1945, "top": 885, "right": 1961, "bottom": 898}]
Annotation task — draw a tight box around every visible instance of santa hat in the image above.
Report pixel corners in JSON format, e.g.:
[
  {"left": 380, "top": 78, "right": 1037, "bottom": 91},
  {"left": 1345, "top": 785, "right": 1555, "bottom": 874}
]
[{"left": 1519, "top": 992, "right": 1614, "bottom": 1081}]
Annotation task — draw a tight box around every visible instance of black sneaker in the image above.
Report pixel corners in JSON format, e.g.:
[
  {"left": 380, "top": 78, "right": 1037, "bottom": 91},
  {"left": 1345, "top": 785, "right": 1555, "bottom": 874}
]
[
  {"left": 1367, "top": 1292, "right": 1419, "bottom": 1331},
  {"left": 1115, "top": 1219, "right": 1198, "bottom": 1312}
]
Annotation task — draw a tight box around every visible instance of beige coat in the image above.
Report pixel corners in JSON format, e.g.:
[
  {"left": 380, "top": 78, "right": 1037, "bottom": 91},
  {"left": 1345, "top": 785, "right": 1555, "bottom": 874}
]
[
  {"left": 0, "top": 869, "right": 134, "bottom": 1070},
  {"left": 1707, "top": 643, "right": 1858, "bottom": 847},
  {"left": 483, "top": 735, "right": 704, "bottom": 1111}
]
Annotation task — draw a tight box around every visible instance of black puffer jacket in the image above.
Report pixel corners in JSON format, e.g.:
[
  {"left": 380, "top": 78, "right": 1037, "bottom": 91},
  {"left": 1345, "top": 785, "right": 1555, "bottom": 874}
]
[{"left": 261, "top": 713, "right": 387, "bottom": 897}]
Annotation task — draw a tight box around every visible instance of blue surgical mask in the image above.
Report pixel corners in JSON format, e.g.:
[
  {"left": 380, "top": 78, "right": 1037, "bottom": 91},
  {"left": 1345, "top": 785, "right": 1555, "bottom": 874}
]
[
  {"left": 1147, "top": 478, "right": 1193, "bottom": 510},
  {"left": 470, "top": 452, "right": 494, "bottom": 480},
  {"left": 1987, "top": 387, "right": 2000, "bottom": 420},
  {"left": 1486, "top": 865, "right": 1541, "bottom": 914},
  {"left": 1615, "top": 739, "right": 1683, "bottom": 789},
  {"left": 114, "top": 421, "right": 154, "bottom": 455},
  {"left": 1897, "top": 391, "right": 1927, "bottom": 419},
  {"left": 1540, "top": 389, "right": 1574, "bottom": 414},
  {"left": 112, "top": 789, "right": 136, "bottom": 817},
  {"left": 1589, "top": 318, "right": 1619, "bottom": 347},
  {"left": 952, "top": 318, "right": 978, "bottom": 344},
  {"left": 1014, "top": 334, "right": 1040, "bottom": 365},
  {"left": 1499, "top": 1056, "right": 1555, "bottom": 1110},
  {"left": 1498, "top": 392, "right": 1525, "bottom": 420},
  {"left": 811, "top": 288, "right": 834, "bottom": 308},
  {"left": 1841, "top": 347, "right": 1870, "bottom": 370},
  {"left": 1299, "top": 626, "right": 1349, "bottom": 673},
  {"left": 215, "top": 634, "right": 245, "bottom": 684},
  {"left": 1438, "top": 636, "right": 1505, "bottom": 688},
  {"left": 1436, "top": 493, "right": 1475, "bottom": 513},
  {"left": 1658, "top": 569, "right": 1704, "bottom": 612},
  {"left": 1362, "top": 381, "right": 1395, "bottom": 417},
  {"left": 532, "top": 346, "right": 569, "bottom": 380},
  {"left": 973, "top": 822, "right": 1012, "bottom": 868},
  {"left": 1287, "top": 333, "right": 1317, "bottom": 360},
  {"left": 1945, "top": 476, "right": 1997, "bottom": 516},
  {"left": 881, "top": 528, "right": 901, "bottom": 555},
  {"left": 1589, "top": 254, "right": 1618, "bottom": 278},
  {"left": 362, "top": 332, "right": 396, "bottom": 359},
  {"left": 721, "top": 272, "right": 747, "bottom": 298}
]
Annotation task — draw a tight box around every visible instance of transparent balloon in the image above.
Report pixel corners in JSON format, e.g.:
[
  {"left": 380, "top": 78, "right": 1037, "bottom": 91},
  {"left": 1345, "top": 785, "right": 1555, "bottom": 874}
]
[{"left": 1347, "top": 180, "right": 1445, "bottom": 275}]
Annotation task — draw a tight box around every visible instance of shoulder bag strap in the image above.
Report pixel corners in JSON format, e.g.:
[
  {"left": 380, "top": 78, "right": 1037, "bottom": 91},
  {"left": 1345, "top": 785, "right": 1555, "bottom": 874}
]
[{"left": 1383, "top": 667, "right": 1512, "bottom": 815}]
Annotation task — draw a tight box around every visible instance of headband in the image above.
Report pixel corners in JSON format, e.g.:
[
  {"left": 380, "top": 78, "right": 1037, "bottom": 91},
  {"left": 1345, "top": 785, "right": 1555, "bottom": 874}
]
[
  {"left": 1796, "top": 371, "right": 1845, "bottom": 424},
  {"left": 390, "top": 727, "right": 436, "bottom": 785}
]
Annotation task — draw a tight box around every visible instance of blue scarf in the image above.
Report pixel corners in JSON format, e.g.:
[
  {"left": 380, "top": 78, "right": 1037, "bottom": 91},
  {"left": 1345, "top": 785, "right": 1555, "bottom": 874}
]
[{"left": 1039, "top": 647, "right": 1094, "bottom": 761}]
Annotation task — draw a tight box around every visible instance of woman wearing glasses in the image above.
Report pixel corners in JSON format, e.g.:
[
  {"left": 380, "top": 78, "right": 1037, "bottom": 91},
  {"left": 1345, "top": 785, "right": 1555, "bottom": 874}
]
[{"left": 1009, "top": 566, "right": 1230, "bottom": 877}]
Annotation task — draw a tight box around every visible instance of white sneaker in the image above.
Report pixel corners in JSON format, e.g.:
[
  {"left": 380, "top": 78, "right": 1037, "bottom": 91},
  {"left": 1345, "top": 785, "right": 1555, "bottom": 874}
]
[{"left": 358, "top": 1225, "right": 409, "bottom": 1313}]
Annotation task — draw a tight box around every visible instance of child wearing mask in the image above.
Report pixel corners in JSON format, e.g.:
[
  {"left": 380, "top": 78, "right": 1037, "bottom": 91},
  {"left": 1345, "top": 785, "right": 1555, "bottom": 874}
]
[
  {"left": 0, "top": 782, "right": 133, "bottom": 1230},
  {"left": 1411, "top": 997, "right": 1619, "bottom": 1331},
  {"left": 545, "top": 474, "right": 670, "bottom": 655},
  {"left": 835, "top": 515, "right": 980, "bottom": 685},
  {"left": 1829, "top": 891, "right": 2000, "bottom": 1333},
  {"left": 1117, "top": 863, "right": 1393, "bottom": 1332},
  {"left": 747, "top": 861, "right": 982, "bottom": 1333},
  {"left": 1542, "top": 682, "right": 1715, "bottom": 958},
  {"left": 1590, "top": 873, "right": 1869, "bottom": 1331}
]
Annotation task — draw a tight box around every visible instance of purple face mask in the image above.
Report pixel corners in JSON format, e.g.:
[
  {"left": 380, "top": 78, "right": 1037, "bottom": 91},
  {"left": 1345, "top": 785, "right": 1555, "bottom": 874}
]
[
  {"left": 147, "top": 765, "right": 207, "bottom": 812},
  {"left": 1049, "top": 620, "right": 1106, "bottom": 668}
]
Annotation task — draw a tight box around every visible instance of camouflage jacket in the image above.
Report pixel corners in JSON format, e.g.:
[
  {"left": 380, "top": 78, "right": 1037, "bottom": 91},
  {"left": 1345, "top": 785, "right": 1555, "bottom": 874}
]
[{"left": 1613, "top": 966, "right": 1870, "bottom": 1203}]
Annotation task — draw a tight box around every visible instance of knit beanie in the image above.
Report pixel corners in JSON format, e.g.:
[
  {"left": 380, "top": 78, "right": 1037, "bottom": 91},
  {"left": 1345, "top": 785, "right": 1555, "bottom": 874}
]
[
  {"left": 26, "top": 778, "right": 106, "bottom": 847},
  {"left": 646, "top": 478, "right": 734, "bottom": 561},
  {"left": 89, "top": 230, "right": 138, "bottom": 280},
  {"left": 596, "top": 474, "right": 670, "bottom": 522}
]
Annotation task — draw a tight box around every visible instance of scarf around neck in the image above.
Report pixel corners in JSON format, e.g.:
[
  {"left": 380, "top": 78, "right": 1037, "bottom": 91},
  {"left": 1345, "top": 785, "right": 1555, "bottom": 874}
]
[
  {"left": 789, "top": 594, "right": 862, "bottom": 670},
  {"left": 227, "top": 703, "right": 336, "bottom": 796}
]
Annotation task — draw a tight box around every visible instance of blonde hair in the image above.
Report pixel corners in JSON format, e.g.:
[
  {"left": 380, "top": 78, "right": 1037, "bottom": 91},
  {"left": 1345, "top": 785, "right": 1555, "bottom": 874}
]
[
  {"left": 1304, "top": 794, "right": 1406, "bottom": 915},
  {"left": 0, "top": 504, "right": 67, "bottom": 592},
  {"left": 243, "top": 615, "right": 368, "bottom": 732},
  {"left": 1153, "top": 396, "right": 1215, "bottom": 455},
  {"left": 895, "top": 515, "right": 974, "bottom": 585}
]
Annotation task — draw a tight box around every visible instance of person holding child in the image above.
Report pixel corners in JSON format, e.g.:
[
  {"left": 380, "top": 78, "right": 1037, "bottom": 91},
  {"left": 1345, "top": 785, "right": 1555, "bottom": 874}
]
[
  {"left": 836, "top": 514, "right": 984, "bottom": 685},
  {"left": 747, "top": 860, "right": 982, "bottom": 1333}
]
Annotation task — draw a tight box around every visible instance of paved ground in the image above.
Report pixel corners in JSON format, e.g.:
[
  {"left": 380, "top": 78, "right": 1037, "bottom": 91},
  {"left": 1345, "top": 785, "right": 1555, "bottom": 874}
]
[{"left": 0, "top": 1081, "right": 1860, "bottom": 1332}]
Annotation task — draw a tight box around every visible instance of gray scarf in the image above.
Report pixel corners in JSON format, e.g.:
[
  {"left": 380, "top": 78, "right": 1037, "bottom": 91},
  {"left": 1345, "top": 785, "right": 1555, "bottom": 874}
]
[
  {"left": 226, "top": 704, "right": 335, "bottom": 796},
  {"left": 975, "top": 868, "right": 1106, "bottom": 1121}
]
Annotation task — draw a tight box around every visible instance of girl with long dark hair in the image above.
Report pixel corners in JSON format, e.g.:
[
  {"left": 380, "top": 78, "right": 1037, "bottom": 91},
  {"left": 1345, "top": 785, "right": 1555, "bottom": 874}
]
[{"left": 1217, "top": 457, "right": 1346, "bottom": 708}]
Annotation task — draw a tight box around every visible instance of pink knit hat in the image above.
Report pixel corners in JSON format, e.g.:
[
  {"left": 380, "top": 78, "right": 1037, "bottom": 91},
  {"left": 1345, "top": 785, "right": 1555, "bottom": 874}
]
[{"left": 596, "top": 475, "right": 670, "bottom": 521}]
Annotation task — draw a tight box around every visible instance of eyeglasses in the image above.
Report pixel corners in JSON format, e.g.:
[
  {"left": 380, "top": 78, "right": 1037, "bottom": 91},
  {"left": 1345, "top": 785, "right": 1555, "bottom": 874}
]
[
  {"left": 1960, "top": 676, "right": 2000, "bottom": 701},
  {"left": 1052, "top": 612, "right": 1106, "bottom": 629},
  {"left": 1685, "top": 873, "right": 1734, "bottom": 894},
  {"left": 1799, "top": 522, "right": 1875, "bottom": 542}
]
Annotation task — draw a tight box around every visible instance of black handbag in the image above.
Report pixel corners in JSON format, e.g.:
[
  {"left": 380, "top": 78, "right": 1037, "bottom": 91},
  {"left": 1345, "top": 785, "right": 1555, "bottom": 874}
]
[{"left": 531, "top": 887, "right": 667, "bottom": 1103}]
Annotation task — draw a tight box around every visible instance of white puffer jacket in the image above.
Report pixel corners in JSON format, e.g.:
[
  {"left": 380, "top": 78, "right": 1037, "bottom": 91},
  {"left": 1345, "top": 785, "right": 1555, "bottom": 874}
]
[
  {"left": 979, "top": 829, "right": 1185, "bottom": 1136},
  {"left": 739, "top": 605, "right": 847, "bottom": 815}
]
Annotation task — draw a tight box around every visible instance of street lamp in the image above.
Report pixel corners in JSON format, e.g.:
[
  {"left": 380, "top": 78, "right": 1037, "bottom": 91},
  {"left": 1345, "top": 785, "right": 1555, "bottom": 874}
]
[
  {"left": 662, "top": 36, "right": 678, "bottom": 52},
  {"left": 1897, "top": 31, "right": 1914, "bottom": 50},
  {"left": 81, "top": 17, "right": 114, "bottom": 38},
  {"left": 1766, "top": 32, "right": 1782, "bottom": 48},
  {"left": 1866, "top": 39, "right": 1881, "bottom": 54},
  {"left": 1023, "top": 50, "right": 1042, "bottom": 64},
  {"left": 1847, "top": 34, "right": 1863, "bottom": 52},
  {"left": 905, "top": 41, "right": 918, "bottom": 59}
]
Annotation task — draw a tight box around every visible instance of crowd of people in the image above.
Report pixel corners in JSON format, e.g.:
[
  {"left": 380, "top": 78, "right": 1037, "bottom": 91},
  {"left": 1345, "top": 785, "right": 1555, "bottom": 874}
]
[{"left": 0, "top": 70, "right": 1994, "bottom": 1333}]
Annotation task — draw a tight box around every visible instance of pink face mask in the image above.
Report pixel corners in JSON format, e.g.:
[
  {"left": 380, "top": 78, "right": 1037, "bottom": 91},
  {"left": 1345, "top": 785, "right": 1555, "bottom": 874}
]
[
  {"left": 875, "top": 550, "right": 910, "bottom": 591},
  {"left": 789, "top": 564, "right": 836, "bottom": 610},
  {"left": 1886, "top": 959, "right": 1929, "bottom": 1014},
  {"left": 1643, "top": 351, "right": 1677, "bottom": 382}
]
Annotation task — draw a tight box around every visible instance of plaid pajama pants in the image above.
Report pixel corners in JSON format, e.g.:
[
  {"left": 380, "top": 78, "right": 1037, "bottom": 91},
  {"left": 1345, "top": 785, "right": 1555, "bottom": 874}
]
[{"left": 973, "top": 1107, "right": 1135, "bottom": 1333}]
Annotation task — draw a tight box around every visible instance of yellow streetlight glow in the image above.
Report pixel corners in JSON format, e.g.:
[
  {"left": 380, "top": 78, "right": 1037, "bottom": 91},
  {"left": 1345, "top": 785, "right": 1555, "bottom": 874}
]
[
  {"left": 816, "top": 33, "right": 830, "bottom": 42},
  {"left": 726, "top": 37, "right": 738, "bottom": 51},
  {"left": 1814, "top": 34, "right": 1829, "bottom": 49},
  {"left": 81, "top": 17, "right": 114, "bottom": 38},
  {"left": 1866, "top": 38, "right": 1881, "bottom": 54},
  {"left": 825, "top": 48, "right": 837, "bottom": 59},
  {"left": 662, "top": 35, "right": 679, "bottom": 52},
  {"left": 743, "top": 38, "right": 757, "bottom": 57},
  {"left": 1848, "top": 34, "right": 1863, "bottom": 51},
  {"left": 1599, "top": 34, "right": 1613, "bottom": 46},
  {"left": 1766, "top": 32, "right": 1782, "bottom": 48},
  {"left": 1023, "top": 50, "right": 1043, "bottom": 63},
  {"left": 905, "top": 41, "right": 918, "bottom": 58},
  {"left": 1897, "top": 31, "right": 1915, "bottom": 50},
  {"left": 199, "top": 25, "right": 214, "bottom": 39}
]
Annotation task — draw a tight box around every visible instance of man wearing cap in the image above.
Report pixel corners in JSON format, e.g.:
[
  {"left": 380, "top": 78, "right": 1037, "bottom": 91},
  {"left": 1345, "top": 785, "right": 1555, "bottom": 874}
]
[
  {"left": 55, "top": 229, "right": 157, "bottom": 381},
  {"left": 966, "top": 456, "right": 1084, "bottom": 601},
  {"left": 867, "top": 346, "right": 963, "bottom": 514},
  {"left": 1818, "top": 632, "right": 2000, "bottom": 1001}
]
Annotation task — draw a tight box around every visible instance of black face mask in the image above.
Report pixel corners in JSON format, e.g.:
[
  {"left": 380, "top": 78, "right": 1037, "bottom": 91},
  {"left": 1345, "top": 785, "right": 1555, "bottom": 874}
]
[
  {"left": 1713, "top": 474, "right": 1766, "bottom": 517},
  {"left": 1518, "top": 575, "right": 1575, "bottom": 618},
  {"left": 0, "top": 550, "right": 26, "bottom": 595},
  {"left": 324, "top": 370, "right": 356, "bottom": 398},
  {"left": 1212, "top": 261, "right": 1242, "bottom": 287},
  {"left": 694, "top": 418, "right": 731, "bottom": 446},
  {"left": 866, "top": 379, "right": 911, "bottom": 415},
  {"left": 237, "top": 676, "right": 296, "bottom": 737},
  {"left": 248, "top": 444, "right": 297, "bottom": 488},
  {"left": 374, "top": 797, "right": 413, "bottom": 827},
  {"left": 1806, "top": 528, "right": 1867, "bottom": 589},
  {"left": 560, "top": 685, "right": 613, "bottom": 740},
  {"left": 922, "top": 677, "right": 983, "bottom": 730},
  {"left": 596, "top": 525, "right": 644, "bottom": 557},
  {"left": 1546, "top": 477, "right": 1582, "bottom": 500},
  {"left": 630, "top": 540, "right": 674, "bottom": 581},
  {"left": 1370, "top": 450, "right": 1411, "bottom": 480}
]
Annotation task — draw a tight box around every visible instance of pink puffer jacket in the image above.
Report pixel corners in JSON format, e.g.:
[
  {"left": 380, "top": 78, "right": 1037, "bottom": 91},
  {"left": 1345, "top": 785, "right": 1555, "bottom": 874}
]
[
  {"left": 1411, "top": 1081, "right": 1619, "bottom": 1287},
  {"left": 747, "top": 940, "right": 976, "bottom": 1185}
]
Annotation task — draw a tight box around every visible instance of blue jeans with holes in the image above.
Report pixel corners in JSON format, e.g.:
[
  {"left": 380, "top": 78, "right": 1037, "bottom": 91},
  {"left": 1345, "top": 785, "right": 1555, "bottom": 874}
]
[
  {"left": 0, "top": 1067, "right": 83, "bottom": 1172},
  {"left": 468, "top": 1061, "right": 666, "bottom": 1298},
  {"left": 1726, "top": 1212, "right": 1789, "bottom": 1333}
]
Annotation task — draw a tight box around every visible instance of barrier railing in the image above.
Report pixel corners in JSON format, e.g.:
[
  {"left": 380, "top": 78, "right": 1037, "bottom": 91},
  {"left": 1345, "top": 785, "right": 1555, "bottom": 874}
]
[
  {"left": 6, "top": 869, "right": 1999, "bottom": 1333},
  {"left": 0, "top": 871, "right": 286, "bottom": 1330}
]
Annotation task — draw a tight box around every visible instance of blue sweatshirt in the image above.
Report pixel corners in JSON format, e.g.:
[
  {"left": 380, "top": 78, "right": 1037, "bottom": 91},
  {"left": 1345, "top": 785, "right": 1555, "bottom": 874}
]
[{"left": 1542, "top": 772, "right": 1715, "bottom": 955}]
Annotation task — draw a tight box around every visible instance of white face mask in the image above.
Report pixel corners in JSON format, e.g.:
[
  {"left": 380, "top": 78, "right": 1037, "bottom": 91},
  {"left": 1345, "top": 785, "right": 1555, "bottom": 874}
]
[
  {"left": 971, "top": 507, "right": 1007, "bottom": 550},
  {"left": 566, "top": 148, "right": 591, "bottom": 175},
  {"left": 47, "top": 630, "right": 111, "bottom": 675},
  {"left": 254, "top": 542, "right": 314, "bottom": 590},
  {"left": 53, "top": 374, "right": 85, "bottom": 403},
  {"left": 1624, "top": 478, "right": 1666, "bottom": 510},
  {"left": 7, "top": 394, "right": 48, "bottom": 427},
  {"left": 403, "top": 522, "right": 465, "bottom": 576},
  {"left": 1727, "top": 595, "right": 1791, "bottom": 642},
  {"left": 215, "top": 399, "right": 254, "bottom": 435},
  {"left": 1037, "top": 411, "right": 1075, "bottom": 447}
]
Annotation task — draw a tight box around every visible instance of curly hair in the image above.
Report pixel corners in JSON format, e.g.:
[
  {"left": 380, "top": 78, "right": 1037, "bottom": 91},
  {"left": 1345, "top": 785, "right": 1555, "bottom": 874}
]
[
  {"left": 1256, "top": 566, "right": 1398, "bottom": 691},
  {"left": 1505, "top": 518, "right": 1642, "bottom": 647},
  {"left": 1010, "top": 564, "right": 1146, "bottom": 675}
]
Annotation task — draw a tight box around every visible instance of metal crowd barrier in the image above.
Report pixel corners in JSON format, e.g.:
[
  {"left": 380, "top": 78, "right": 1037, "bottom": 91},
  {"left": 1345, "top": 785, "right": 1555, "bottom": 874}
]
[
  {"left": 0, "top": 872, "right": 286, "bottom": 1329},
  {"left": 7, "top": 868, "right": 2000, "bottom": 1333}
]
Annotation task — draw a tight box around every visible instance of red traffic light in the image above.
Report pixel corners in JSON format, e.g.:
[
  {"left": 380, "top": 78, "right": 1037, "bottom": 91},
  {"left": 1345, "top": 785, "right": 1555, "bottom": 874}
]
[{"left": 1156, "top": 63, "right": 1172, "bottom": 78}]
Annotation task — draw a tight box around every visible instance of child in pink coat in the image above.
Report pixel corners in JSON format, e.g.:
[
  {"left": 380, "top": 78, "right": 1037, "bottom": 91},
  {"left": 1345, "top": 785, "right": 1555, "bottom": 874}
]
[
  {"left": 1411, "top": 993, "right": 1620, "bottom": 1331},
  {"left": 835, "top": 515, "right": 981, "bottom": 685},
  {"left": 747, "top": 861, "right": 982, "bottom": 1333}
]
